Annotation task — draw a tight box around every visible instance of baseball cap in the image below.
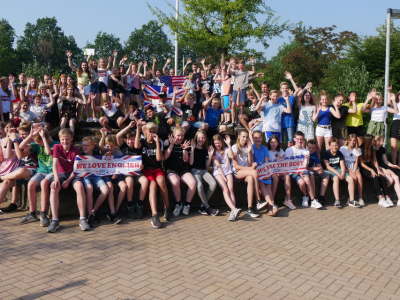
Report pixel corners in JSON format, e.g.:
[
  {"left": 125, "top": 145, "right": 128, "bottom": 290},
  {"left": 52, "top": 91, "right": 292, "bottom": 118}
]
[{"left": 158, "top": 91, "right": 167, "bottom": 97}]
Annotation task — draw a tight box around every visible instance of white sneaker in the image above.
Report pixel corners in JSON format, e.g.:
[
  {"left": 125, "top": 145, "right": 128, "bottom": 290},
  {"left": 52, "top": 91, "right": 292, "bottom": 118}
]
[
  {"left": 302, "top": 196, "right": 309, "bottom": 207},
  {"left": 378, "top": 199, "right": 391, "bottom": 208},
  {"left": 386, "top": 198, "right": 394, "bottom": 207},
  {"left": 182, "top": 205, "right": 190, "bottom": 216},
  {"left": 311, "top": 199, "right": 322, "bottom": 209},
  {"left": 173, "top": 203, "right": 182, "bottom": 216},
  {"left": 93, "top": 118, "right": 99, "bottom": 122},
  {"left": 86, "top": 117, "right": 93, "bottom": 122}
]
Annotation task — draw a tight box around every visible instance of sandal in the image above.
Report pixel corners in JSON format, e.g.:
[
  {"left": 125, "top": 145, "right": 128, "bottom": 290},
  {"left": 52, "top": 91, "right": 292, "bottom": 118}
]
[{"left": 268, "top": 204, "right": 278, "bottom": 217}]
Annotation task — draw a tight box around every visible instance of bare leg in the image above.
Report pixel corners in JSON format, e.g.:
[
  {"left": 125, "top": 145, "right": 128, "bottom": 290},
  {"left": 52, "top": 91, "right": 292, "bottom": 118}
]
[
  {"left": 106, "top": 182, "right": 115, "bottom": 212},
  {"left": 73, "top": 181, "right": 86, "bottom": 218},
  {"left": 0, "top": 180, "right": 16, "bottom": 205},
  {"left": 149, "top": 181, "right": 158, "bottom": 215},
  {"left": 167, "top": 173, "right": 181, "bottom": 203},
  {"left": 49, "top": 186, "right": 62, "bottom": 220},
  {"left": 125, "top": 177, "right": 134, "bottom": 202},
  {"left": 302, "top": 174, "right": 315, "bottom": 199},
  {"left": 332, "top": 177, "right": 340, "bottom": 200},
  {"left": 215, "top": 175, "right": 235, "bottom": 210},
  {"left": 40, "top": 180, "right": 50, "bottom": 212},
  {"left": 391, "top": 138, "right": 398, "bottom": 164},
  {"left": 138, "top": 176, "right": 149, "bottom": 201},
  {"left": 28, "top": 180, "right": 38, "bottom": 213},
  {"left": 180, "top": 172, "right": 197, "bottom": 203},
  {"left": 85, "top": 185, "right": 94, "bottom": 213},
  {"left": 156, "top": 175, "right": 169, "bottom": 208},
  {"left": 69, "top": 119, "right": 76, "bottom": 134},
  {"left": 115, "top": 181, "right": 127, "bottom": 211},
  {"left": 93, "top": 185, "right": 109, "bottom": 212},
  {"left": 11, "top": 186, "right": 20, "bottom": 205},
  {"left": 346, "top": 176, "right": 355, "bottom": 200},
  {"left": 356, "top": 170, "right": 363, "bottom": 199}
]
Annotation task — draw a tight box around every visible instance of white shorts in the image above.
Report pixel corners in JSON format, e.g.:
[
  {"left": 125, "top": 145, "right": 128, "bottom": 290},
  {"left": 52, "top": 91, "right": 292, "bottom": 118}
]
[
  {"left": 315, "top": 125, "right": 332, "bottom": 138},
  {"left": 81, "top": 85, "right": 90, "bottom": 96}
]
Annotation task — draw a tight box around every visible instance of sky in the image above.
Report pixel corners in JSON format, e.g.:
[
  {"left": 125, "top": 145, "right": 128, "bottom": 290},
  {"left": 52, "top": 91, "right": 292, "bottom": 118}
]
[{"left": 2, "top": 0, "right": 400, "bottom": 60}]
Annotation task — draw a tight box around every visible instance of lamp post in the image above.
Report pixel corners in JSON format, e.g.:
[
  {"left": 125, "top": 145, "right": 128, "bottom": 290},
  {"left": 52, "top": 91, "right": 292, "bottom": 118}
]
[
  {"left": 175, "top": 0, "right": 179, "bottom": 76},
  {"left": 384, "top": 8, "right": 400, "bottom": 146}
]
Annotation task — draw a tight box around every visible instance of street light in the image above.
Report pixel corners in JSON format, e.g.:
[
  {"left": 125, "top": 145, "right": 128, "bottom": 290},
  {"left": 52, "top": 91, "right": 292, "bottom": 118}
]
[
  {"left": 384, "top": 8, "right": 400, "bottom": 145},
  {"left": 175, "top": 0, "right": 179, "bottom": 76}
]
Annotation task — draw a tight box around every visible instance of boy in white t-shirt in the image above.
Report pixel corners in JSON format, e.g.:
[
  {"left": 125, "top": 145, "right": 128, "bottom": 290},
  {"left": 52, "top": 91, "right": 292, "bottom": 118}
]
[
  {"left": 91, "top": 90, "right": 125, "bottom": 133},
  {"left": 284, "top": 131, "right": 321, "bottom": 209}
]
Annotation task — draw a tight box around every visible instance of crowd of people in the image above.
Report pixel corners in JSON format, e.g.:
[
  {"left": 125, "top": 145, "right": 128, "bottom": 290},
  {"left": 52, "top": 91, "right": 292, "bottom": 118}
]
[{"left": 1, "top": 51, "right": 400, "bottom": 233}]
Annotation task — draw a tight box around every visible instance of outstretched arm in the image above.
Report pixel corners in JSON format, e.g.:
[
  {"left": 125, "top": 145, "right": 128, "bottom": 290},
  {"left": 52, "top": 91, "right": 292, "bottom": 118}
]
[
  {"left": 66, "top": 51, "right": 78, "bottom": 72},
  {"left": 163, "top": 58, "right": 171, "bottom": 76}
]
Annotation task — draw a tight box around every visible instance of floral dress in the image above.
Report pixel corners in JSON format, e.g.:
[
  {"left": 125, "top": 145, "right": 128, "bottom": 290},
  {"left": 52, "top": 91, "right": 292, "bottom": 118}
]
[
  {"left": 297, "top": 106, "right": 315, "bottom": 140},
  {"left": 60, "top": 97, "right": 78, "bottom": 120}
]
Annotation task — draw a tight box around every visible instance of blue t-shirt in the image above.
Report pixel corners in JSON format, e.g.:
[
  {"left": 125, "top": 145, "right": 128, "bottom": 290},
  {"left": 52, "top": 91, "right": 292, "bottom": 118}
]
[
  {"left": 277, "top": 95, "right": 295, "bottom": 128},
  {"left": 262, "top": 102, "right": 285, "bottom": 132},
  {"left": 308, "top": 151, "right": 320, "bottom": 168},
  {"left": 204, "top": 107, "right": 223, "bottom": 128},
  {"left": 252, "top": 144, "right": 271, "bottom": 184}
]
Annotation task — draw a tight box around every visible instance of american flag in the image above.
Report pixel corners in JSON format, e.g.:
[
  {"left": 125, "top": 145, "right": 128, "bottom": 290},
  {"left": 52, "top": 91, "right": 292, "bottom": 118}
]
[
  {"left": 143, "top": 85, "right": 183, "bottom": 117},
  {"left": 159, "top": 75, "right": 187, "bottom": 87}
]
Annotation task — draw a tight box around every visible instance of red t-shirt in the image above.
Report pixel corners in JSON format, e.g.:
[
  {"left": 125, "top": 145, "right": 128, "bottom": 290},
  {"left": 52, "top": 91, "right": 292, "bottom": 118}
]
[{"left": 52, "top": 144, "right": 80, "bottom": 174}]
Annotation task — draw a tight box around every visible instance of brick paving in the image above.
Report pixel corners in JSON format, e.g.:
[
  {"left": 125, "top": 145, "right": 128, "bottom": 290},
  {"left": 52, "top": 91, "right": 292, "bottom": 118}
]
[{"left": 1, "top": 203, "right": 400, "bottom": 300}]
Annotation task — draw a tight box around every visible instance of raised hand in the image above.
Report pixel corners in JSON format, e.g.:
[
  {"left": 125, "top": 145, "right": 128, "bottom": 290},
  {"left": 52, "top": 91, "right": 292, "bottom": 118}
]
[
  {"left": 181, "top": 140, "right": 191, "bottom": 150},
  {"left": 229, "top": 57, "right": 235, "bottom": 64},
  {"left": 246, "top": 141, "right": 253, "bottom": 153},
  {"left": 168, "top": 134, "right": 176, "bottom": 145},
  {"left": 52, "top": 77, "right": 57, "bottom": 85},
  {"left": 143, "top": 61, "right": 148, "bottom": 67},
  {"left": 317, "top": 101, "right": 322, "bottom": 111},
  {"left": 31, "top": 124, "right": 39, "bottom": 136},
  {"left": 256, "top": 73, "right": 264, "bottom": 77},
  {"left": 173, "top": 86, "right": 179, "bottom": 94},
  {"left": 113, "top": 50, "right": 117, "bottom": 57},
  {"left": 200, "top": 58, "right": 205, "bottom": 64},
  {"left": 138, "top": 61, "right": 143, "bottom": 67},
  {"left": 370, "top": 88, "right": 377, "bottom": 98},
  {"left": 191, "top": 139, "right": 195, "bottom": 151},
  {"left": 250, "top": 57, "right": 255, "bottom": 65},
  {"left": 224, "top": 135, "right": 231, "bottom": 145},
  {"left": 388, "top": 85, "right": 393, "bottom": 92},
  {"left": 305, "top": 82, "right": 313, "bottom": 90},
  {"left": 128, "top": 121, "right": 136, "bottom": 128},
  {"left": 108, "top": 56, "right": 112, "bottom": 62},
  {"left": 220, "top": 63, "right": 226, "bottom": 70},
  {"left": 249, "top": 83, "right": 254, "bottom": 88},
  {"left": 89, "top": 92, "right": 96, "bottom": 100},
  {"left": 349, "top": 93, "right": 356, "bottom": 102},
  {"left": 65, "top": 50, "right": 72, "bottom": 57},
  {"left": 187, "top": 58, "right": 192, "bottom": 64},
  {"left": 108, "top": 89, "right": 113, "bottom": 97},
  {"left": 100, "top": 127, "right": 108, "bottom": 136},
  {"left": 46, "top": 88, "right": 52, "bottom": 95},
  {"left": 208, "top": 145, "right": 214, "bottom": 157},
  {"left": 166, "top": 58, "right": 171, "bottom": 64},
  {"left": 38, "top": 126, "right": 46, "bottom": 138},
  {"left": 225, "top": 60, "right": 229, "bottom": 65},
  {"left": 153, "top": 57, "right": 157, "bottom": 63},
  {"left": 284, "top": 71, "right": 292, "bottom": 80}
]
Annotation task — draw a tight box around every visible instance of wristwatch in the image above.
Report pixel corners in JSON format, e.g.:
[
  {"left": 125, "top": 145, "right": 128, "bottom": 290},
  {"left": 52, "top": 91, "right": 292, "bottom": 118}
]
[{"left": 13, "top": 139, "right": 18, "bottom": 143}]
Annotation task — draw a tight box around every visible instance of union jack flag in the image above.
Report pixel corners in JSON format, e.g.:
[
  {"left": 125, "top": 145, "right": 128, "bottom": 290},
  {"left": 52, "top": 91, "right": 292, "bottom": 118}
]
[
  {"left": 159, "top": 75, "right": 187, "bottom": 87},
  {"left": 143, "top": 85, "right": 184, "bottom": 116}
]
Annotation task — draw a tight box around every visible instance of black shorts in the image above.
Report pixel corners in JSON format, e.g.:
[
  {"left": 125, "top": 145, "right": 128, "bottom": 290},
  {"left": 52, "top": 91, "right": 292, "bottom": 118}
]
[
  {"left": 99, "top": 82, "right": 108, "bottom": 93},
  {"left": 391, "top": 120, "right": 400, "bottom": 139},
  {"left": 166, "top": 169, "right": 189, "bottom": 177},
  {"left": 3, "top": 113, "right": 9, "bottom": 122},
  {"left": 130, "top": 87, "right": 140, "bottom": 95},
  {"left": 347, "top": 126, "right": 364, "bottom": 137},
  {"left": 232, "top": 169, "right": 245, "bottom": 183},
  {"left": 107, "top": 118, "right": 120, "bottom": 129}
]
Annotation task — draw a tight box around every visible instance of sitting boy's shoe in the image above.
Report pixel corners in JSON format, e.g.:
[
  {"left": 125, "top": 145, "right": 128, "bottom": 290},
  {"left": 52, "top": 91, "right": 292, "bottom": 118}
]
[
  {"left": 164, "top": 207, "right": 173, "bottom": 221},
  {"left": 40, "top": 213, "right": 50, "bottom": 227},
  {"left": 20, "top": 212, "right": 38, "bottom": 224},
  {"left": 198, "top": 206, "right": 208, "bottom": 215},
  {"left": 173, "top": 203, "right": 182, "bottom": 217},
  {"left": 136, "top": 204, "right": 144, "bottom": 219},
  {"left": 228, "top": 210, "right": 236, "bottom": 221},
  {"left": 79, "top": 219, "right": 91, "bottom": 231},
  {"left": 206, "top": 206, "right": 219, "bottom": 216},
  {"left": 348, "top": 200, "right": 361, "bottom": 208},
  {"left": 46, "top": 220, "right": 60, "bottom": 233},
  {"left": 311, "top": 199, "right": 322, "bottom": 209},
  {"left": 318, "top": 196, "right": 325, "bottom": 207},
  {"left": 127, "top": 205, "right": 136, "bottom": 219},
  {"left": 246, "top": 207, "right": 259, "bottom": 218},
  {"left": 151, "top": 214, "right": 162, "bottom": 228},
  {"left": 93, "top": 211, "right": 101, "bottom": 223},
  {"left": 182, "top": 205, "right": 190, "bottom": 216},
  {"left": 107, "top": 212, "right": 122, "bottom": 224},
  {"left": 358, "top": 198, "right": 365, "bottom": 207},
  {"left": 0, "top": 203, "right": 18, "bottom": 213},
  {"left": 256, "top": 199, "right": 268, "bottom": 210},
  {"left": 233, "top": 207, "right": 242, "bottom": 218},
  {"left": 87, "top": 214, "right": 95, "bottom": 227},
  {"left": 302, "top": 196, "right": 309, "bottom": 207},
  {"left": 334, "top": 200, "right": 341, "bottom": 208}
]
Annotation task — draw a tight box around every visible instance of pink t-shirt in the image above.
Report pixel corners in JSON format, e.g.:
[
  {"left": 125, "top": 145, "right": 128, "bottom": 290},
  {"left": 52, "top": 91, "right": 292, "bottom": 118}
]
[{"left": 52, "top": 144, "right": 80, "bottom": 174}]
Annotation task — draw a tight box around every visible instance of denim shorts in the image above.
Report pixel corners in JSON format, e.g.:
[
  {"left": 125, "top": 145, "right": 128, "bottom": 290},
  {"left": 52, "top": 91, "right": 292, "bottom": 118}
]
[
  {"left": 103, "top": 175, "right": 125, "bottom": 184},
  {"left": 15, "top": 169, "right": 36, "bottom": 186},
  {"left": 326, "top": 167, "right": 349, "bottom": 180},
  {"left": 82, "top": 176, "right": 106, "bottom": 189},
  {"left": 290, "top": 170, "right": 309, "bottom": 183},
  {"left": 308, "top": 170, "right": 330, "bottom": 179},
  {"left": 232, "top": 88, "right": 247, "bottom": 104},
  {"left": 282, "top": 126, "right": 294, "bottom": 143},
  {"left": 30, "top": 172, "right": 54, "bottom": 185},
  {"left": 90, "top": 82, "right": 99, "bottom": 93},
  {"left": 181, "top": 121, "right": 205, "bottom": 132},
  {"left": 47, "top": 173, "right": 82, "bottom": 188},
  {"left": 125, "top": 89, "right": 131, "bottom": 98}
]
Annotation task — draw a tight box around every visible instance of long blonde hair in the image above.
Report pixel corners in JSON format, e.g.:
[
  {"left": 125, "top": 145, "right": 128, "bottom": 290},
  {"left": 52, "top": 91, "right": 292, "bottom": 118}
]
[
  {"left": 236, "top": 130, "right": 249, "bottom": 156},
  {"left": 344, "top": 134, "right": 359, "bottom": 150}
]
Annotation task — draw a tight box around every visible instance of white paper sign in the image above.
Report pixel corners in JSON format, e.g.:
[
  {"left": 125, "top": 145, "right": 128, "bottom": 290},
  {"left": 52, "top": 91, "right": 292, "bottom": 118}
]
[{"left": 84, "top": 48, "right": 95, "bottom": 56}]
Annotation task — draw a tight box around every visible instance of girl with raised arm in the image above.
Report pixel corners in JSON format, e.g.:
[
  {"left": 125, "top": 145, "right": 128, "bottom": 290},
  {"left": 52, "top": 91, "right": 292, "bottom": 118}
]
[
  {"left": 387, "top": 88, "right": 400, "bottom": 164},
  {"left": 313, "top": 93, "right": 341, "bottom": 157},
  {"left": 296, "top": 83, "right": 316, "bottom": 141},
  {"left": 212, "top": 134, "right": 241, "bottom": 221},
  {"left": 58, "top": 85, "right": 87, "bottom": 133}
]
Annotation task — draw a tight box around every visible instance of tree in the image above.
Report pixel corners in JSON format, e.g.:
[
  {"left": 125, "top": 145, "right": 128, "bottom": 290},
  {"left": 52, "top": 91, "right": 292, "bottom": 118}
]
[
  {"left": 282, "top": 24, "right": 358, "bottom": 90},
  {"left": 17, "top": 17, "right": 82, "bottom": 75},
  {"left": 147, "top": 0, "right": 288, "bottom": 63},
  {"left": 346, "top": 22, "right": 400, "bottom": 92},
  {"left": 0, "top": 19, "right": 19, "bottom": 76},
  {"left": 124, "top": 20, "right": 173, "bottom": 66},
  {"left": 21, "top": 60, "right": 51, "bottom": 81},
  {"left": 85, "top": 31, "right": 124, "bottom": 61}
]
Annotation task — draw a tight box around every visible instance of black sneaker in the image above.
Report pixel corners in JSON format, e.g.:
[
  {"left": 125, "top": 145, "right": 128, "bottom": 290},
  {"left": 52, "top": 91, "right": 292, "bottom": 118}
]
[
  {"left": 136, "top": 204, "right": 144, "bottom": 219},
  {"left": 198, "top": 206, "right": 207, "bottom": 215},
  {"left": 46, "top": 220, "right": 60, "bottom": 233},
  {"left": 93, "top": 211, "right": 101, "bottom": 223},
  {"left": 127, "top": 205, "right": 136, "bottom": 219},
  {"left": 0, "top": 203, "right": 17, "bottom": 213},
  {"left": 206, "top": 206, "right": 219, "bottom": 216},
  {"left": 348, "top": 200, "right": 361, "bottom": 208},
  {"left": 151, "top": 214, "right": 162, "bottom": 228},
  {"left": 20, "top": 212, "right": 38, "bottom": 224},
  {"left": 164, "top": 207, "right": 173, "bottom": 221},
  {"left": 40, "top": 213, "right": 50, "bottom": 227},
  {"left": 246, "top": 207, "right": 259, "bottom": 218},
  {"left": 318, "top": 196, "right": 325, "bottom": 207},
  {"left": 107, "top": 212, "right": 122, "bottom": 224},
  {"left": 334, "top": 200, "right": 341, "bottom": 208},
  {"left": 87, "top": 214, "right": 95, "bottom": 227},
  {"left": 256, "top": 200, "right": 268, "bottom": 210}
]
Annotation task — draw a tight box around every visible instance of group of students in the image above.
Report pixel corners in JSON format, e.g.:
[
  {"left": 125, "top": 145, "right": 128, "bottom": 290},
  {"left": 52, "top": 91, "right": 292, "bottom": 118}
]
[{"left": 1, "top": 53, "right": 400, "bottom": 232}]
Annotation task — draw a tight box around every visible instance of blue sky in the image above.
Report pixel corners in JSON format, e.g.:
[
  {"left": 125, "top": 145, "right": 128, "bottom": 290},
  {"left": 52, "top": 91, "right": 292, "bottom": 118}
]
[{"left": 2, "top": 0, "right": 400, "bottom": 60}]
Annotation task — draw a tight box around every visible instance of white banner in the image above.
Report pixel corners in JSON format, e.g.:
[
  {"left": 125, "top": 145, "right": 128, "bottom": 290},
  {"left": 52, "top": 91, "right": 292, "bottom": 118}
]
[
  {"left": 73, "top": 155, "right": 141, "bottom": 177},
  {"left": 256, "top": 156, "right": 307, "bottom": 180}
]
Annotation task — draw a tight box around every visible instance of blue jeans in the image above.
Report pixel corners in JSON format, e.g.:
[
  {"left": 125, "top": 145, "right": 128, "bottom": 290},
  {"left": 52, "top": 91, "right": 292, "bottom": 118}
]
[
  {"left": 232, "top": 88, "right": 247, "bottom": 104},
  {"left": 82, "top": 176, "right": 107, "bottom": 189},
  {"left": 181, "top": 121, "right": 205, "bottom": 132},
  {"left": 90, "top": 82, "right": 99, "bottom": 93},
  {"left": 282, "top": 126, "right": 294, "bottom": 143}
]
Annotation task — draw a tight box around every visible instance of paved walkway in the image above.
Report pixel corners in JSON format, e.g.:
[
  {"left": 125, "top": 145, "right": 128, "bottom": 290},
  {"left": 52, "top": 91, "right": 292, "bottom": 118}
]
[{"left": 1, "top": 202, "right": 400, "bottom": 300}]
